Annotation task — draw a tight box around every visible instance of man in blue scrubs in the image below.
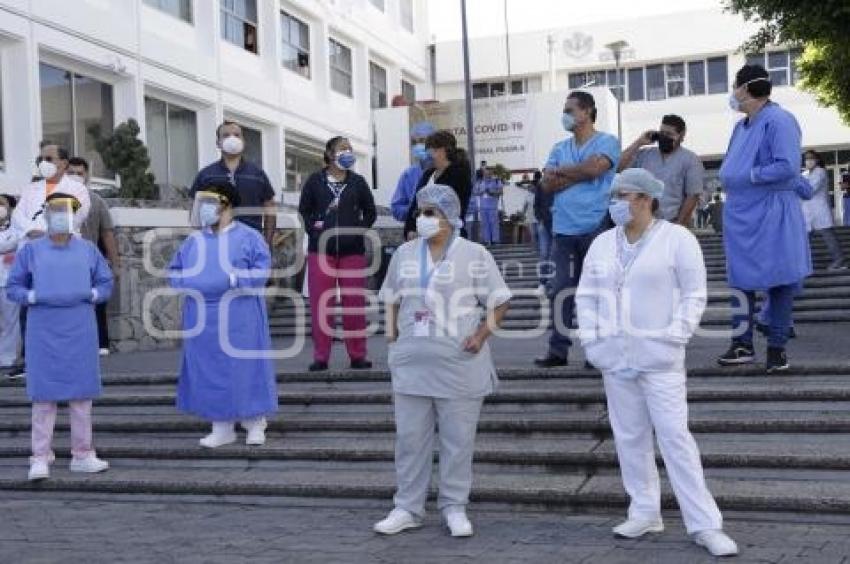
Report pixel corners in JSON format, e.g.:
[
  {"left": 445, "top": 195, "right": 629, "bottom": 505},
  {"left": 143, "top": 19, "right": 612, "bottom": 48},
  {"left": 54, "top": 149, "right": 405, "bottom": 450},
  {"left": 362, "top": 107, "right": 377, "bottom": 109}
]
[
  {"left": 390, "top": 122, "right": 435, "bottom": 222},
  {"left": 535, "top": 91, "right": 621, "bottom": 368}
]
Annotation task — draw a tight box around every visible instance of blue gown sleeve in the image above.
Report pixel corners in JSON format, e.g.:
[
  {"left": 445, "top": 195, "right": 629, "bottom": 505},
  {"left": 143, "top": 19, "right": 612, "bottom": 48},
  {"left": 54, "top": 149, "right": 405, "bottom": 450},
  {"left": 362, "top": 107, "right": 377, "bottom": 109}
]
[
  {"left": 167, "top": 238, "right": 190, "bottom": 290},
  {"left": 6, "top": 243, "right": 32, "bottom": 304},
  {"left": 391, "top": 167, "right": 418, "bottom": 222},
  {"left": 90, "top": 246, "right": 114, "bottom": 303},
  {"left": 751, "top": 113, "right": 802, "bottom": 185},
  {"left": 233, "top": 230, "right": 271, "bottom": 289}
]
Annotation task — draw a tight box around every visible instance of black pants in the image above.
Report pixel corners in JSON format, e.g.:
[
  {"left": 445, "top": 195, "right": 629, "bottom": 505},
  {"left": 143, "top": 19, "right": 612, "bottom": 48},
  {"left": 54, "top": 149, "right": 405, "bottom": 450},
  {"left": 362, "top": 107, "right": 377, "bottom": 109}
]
[{"left": 96, "top": 302, "right": 109, "bottom": 349}]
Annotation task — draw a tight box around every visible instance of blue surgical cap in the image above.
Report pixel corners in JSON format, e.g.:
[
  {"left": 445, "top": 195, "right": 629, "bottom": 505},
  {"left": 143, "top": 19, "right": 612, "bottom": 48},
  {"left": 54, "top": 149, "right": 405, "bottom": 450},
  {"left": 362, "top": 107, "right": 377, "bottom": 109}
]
[{"left": 410, "top": 121, "right": 436, "bottom": 140}]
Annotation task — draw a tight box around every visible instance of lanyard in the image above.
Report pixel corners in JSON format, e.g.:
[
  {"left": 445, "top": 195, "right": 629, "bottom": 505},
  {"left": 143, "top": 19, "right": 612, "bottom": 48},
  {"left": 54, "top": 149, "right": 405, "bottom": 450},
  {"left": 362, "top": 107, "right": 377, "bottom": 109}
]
[{"left": 419, "top": 236, "right": 456, "bottom": 291}]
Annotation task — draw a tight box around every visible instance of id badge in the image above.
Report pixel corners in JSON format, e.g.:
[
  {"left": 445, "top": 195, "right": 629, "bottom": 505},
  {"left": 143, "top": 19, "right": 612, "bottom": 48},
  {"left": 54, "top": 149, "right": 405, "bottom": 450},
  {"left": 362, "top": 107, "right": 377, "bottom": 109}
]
[{"left": 413, "top": 310, "right": 432, "bottom": 337}]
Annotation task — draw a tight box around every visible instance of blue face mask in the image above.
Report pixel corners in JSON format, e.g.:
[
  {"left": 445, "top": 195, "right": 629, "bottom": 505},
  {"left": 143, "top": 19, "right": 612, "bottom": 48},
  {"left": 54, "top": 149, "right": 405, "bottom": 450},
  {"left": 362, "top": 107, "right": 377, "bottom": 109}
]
[
  {"left": 199, "top": 202, "right": 220, "bottom": 227},
  {"left": 412, "top": 143, "right": 431, "bottom": 165},
  {"left": 336, "top": 151, "right": 356, "bottom": 170},
  {"left": 608, "top": 199, "right": 633, "bottom": 227},
  {"left": 561, "top": 112, "right": 576, "bottom": 132},
  {"left": 47, "top": 211, "right": 71, "bottom": 234}
]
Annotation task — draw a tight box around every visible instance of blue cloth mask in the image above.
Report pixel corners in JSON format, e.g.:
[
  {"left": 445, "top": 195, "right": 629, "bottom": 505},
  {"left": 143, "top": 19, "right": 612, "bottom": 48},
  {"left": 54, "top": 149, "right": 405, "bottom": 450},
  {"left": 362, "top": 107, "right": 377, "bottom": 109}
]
[
  {"left": 608, "top": 199, "right": 633, "bottom": 226},
  {"left": 561, "top": 112, "right": 576, "bottom": 132},
  {"left": 199, "top": 202, "right": 220, "bottom": 227},
  {"left": 336, "top": 151, "right": 356, "bottom": 170}
]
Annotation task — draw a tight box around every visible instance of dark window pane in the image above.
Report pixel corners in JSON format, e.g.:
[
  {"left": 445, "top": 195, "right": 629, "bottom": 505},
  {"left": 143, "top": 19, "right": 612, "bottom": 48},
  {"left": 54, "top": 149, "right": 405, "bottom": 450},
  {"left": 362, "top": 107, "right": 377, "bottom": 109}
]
[
  {"left": 707, "top": 56, "right": 728, "bottom": 94},
  {"left": 790, "top": 48, "right": 803, "bottom": 84},
  {"left": 588, "top": 70, "right": 606, "bottom": 87},
  {"left": 606, "top": 69, "right": 623, "bottom": 87},
  {"left": 241, "top": 125, "right": 262, "bottom": 167},
  {"left": 667, "top": 81, "right": 684, "bottom": 98},
  {"left": 746, "top": 52, "right": 765, "bottom": 67},
  {"left": 39, "top": 63, "right": 73, "bottom": 152},
  {"left": 490, "top": 82, "right": 505, "bottom": 97},
  {"left": 511, "top": 79, "right": 524, "bottom": 95},
  {"left": 666, "top": 63, "right": 685, "bottom": 80},
  {"left": 568, "top": 72, "right": 586, "bottom": 90},
  {"left": 768, "top": 50, "right": 789, "bottom": 69},
  {"left": 472, "top": 83, "right": 488, "bottom": 98},
  {"left": 769, "top": 69, "right": 789, "bottom": 86},
  {"left": 627, "top": 67, "right": 644, "bottom": 101},
  {"left": 402, "top": 80, "right": 415, "bottom": 103},
  {"left": 646, "top": 64, "right": 665, "bottom": 101},
  {"left": 74, "top": 74, "right": 114, "bottom": 179},
  {"left": 688, "top": 61, "right": 705, "bottom": 95}
]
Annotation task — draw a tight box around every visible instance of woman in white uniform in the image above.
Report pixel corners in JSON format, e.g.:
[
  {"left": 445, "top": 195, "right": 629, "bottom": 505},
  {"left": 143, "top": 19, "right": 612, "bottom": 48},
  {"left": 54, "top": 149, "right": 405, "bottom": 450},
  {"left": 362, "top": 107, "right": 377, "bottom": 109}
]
[
  {"left": 802, "top": 150, "right": 845, "bottom": 270},
  {"left": 374, "top": 184, "right": 511, "bottom": 538},
  {"left": 576, "top": 168, "right": 738, "bottom": 557}
]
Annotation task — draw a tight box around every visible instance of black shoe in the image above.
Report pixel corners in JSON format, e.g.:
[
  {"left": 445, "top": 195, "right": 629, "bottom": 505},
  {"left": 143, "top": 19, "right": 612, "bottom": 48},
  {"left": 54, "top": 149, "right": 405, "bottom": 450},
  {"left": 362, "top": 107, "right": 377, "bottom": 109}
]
[
  {"left": 350, "top": 359, "right": 373, "bottom": 370},
  {"left": 717, "top": 343, "right": 755, "bottom": 366},
  {"left": 788, "top": 326, "right": 797, "bottom": 339},
  {"left": 583, "top": 361, "right": 595, "bottom": 371},
  {"left": 534, "top": 354, "right": 567, "bottom": 368},
  {"left": 4, "top": 364, "right": 25, "bottom": 380},
  {"left": 755, "top": 320, "right": 769, "bottom": 337},
  {"left": 766, "top": 347, "right": 790, "bottom": 374},
  {"left": 308, "top": 361, "right": 329, "bottom": 372}
]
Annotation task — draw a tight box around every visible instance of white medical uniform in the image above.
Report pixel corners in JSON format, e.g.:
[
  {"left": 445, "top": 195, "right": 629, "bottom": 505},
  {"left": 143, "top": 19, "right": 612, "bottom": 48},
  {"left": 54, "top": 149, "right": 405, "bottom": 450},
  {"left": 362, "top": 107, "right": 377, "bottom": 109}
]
[
  {"left": 0, "top": 225, "right": 19, "bottom": 366},
  {"left": 12, "top": 176, "right": 91, "bottom": 241},
  {"left": 802, "top": 167, "right": 834, "bottom": 232},
  {"left": 576, "top": 220, "right": 723, "bottom": 534}
]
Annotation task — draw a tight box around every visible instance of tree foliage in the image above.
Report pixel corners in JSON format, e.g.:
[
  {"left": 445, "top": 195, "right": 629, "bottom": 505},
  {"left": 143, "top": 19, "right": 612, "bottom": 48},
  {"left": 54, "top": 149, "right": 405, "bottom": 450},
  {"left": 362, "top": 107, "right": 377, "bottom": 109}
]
[
  {"left": 725, "top": 0, "right": 850, "bottom": 123},
  {"left": 93, "top": 119, "right": 158, "bottom": 199}
]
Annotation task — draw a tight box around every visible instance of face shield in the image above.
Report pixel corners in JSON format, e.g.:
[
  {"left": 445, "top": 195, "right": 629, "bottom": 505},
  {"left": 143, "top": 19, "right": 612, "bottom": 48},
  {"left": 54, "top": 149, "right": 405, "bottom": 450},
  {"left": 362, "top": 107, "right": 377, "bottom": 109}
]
[
  {"left": 45, "top": 198, "right": 80, "bottom": 235},
  {"left": 190, "top": 191, "right": 227, "bottom": 228}
]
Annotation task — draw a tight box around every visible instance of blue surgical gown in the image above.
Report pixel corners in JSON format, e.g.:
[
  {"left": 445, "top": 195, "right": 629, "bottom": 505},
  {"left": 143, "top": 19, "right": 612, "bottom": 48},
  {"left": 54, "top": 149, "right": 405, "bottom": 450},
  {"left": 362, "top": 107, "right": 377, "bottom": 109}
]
[
  {"left": 718, "top": 102, "right": 812, "bottom": 290},
  {"left": 6, "top": 236, "right": 113, "bottom": 402},
  {"left": 390, "top": 164, "right": 424, "bottom": 222},
  {"left": 169, "top": 222, "right": 278, "bottom": 421}
]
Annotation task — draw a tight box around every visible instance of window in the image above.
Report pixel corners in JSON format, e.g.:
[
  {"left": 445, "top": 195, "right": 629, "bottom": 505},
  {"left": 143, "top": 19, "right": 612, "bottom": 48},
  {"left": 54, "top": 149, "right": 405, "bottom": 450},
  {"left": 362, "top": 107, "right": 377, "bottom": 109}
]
[
  {"left": 627, "top": 68, "right": 644, "bottom": 101},
  {"left": 607, "top": 68, "right": 624, "bottom": 101},
  {"left": 241, "top": 125, "right": 262, "bottom": 166},
  {"left": 329, "top": 39, "right": 353, "bottom": 97},
  {"left": 646, "top": 64, "right": 665, "bottom": 101},
  {"left": 221, "top": 0, "right": 258, "bottom": 54},
  {"left": 568, "top": 72, "right": 586, "bottom": 90},
  {"left": 666, "top": 63, "right": 685, "bottom": 98},
  {"left": 510, "top": 79, "right": 524, "bottom": 95},
  {"left": 489, "top": 82, "right": 506, "bottom": 97},
  {"left": 281, "top": 11, "right": 310, "bottom": 78},
  {"left": 369, "top": 62, "right": 388, "bottom": 109},
  {"left": 368, "top": 0, "right": 385, "bottom": 10},
  {"left": 144, "top": 0, "right": 192, "bottom": 23},
  {"left": 767, "top": 50, "right": 790, "bottom": 86},
  {"left": 401, "top": 80, "right": 415, "bottom": 103},
  {"left": 688, "top": 60, "right": 705, "bottom": 95},
  {"left": 145, "top": 97, "right": 198, "bottom": 199},
  {"left": 790, "top": 48, "right": 803, "bottom": 84},
  {"left": 400, "top": 0, "right": 414, "bottom": 33},
  {"left": 285, "top": 138, "right": 324, "bottom": 192},
  {"left": 472, "top": 82, "right": 488, "bottom": 99},
  {"left": 39, "top": 63, "right": 114, "bottom": 179},
  {"left": 707, "top": 56, "right": 728, "bottom": 94}
]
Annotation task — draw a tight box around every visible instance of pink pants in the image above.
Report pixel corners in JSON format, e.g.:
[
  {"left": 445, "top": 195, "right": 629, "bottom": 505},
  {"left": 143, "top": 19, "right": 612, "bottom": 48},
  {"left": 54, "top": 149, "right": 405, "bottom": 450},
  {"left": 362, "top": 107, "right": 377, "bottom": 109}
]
[
  {"left": 31, "top": 400, "right": 95, "bottom": 464},
  {"left": 307, "top": 253, "right": 368, "bottom": 363}
]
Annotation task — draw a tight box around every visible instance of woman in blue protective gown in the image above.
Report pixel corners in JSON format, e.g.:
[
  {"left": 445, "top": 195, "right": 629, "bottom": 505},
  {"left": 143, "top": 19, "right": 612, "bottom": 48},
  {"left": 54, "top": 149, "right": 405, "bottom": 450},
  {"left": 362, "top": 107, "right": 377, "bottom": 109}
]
[
  {"left": 169, "top": 181, "right": 277, "bottom": 448},
  {"left": 716, "top": 64, "right": 811, "bottom": 373}
]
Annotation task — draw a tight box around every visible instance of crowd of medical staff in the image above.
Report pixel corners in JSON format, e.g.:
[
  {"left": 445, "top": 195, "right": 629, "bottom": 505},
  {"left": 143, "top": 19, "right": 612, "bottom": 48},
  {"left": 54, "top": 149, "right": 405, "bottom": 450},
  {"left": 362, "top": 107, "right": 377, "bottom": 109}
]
[{"left": 6, "top": 60, "right": 850, "bottom": 558}]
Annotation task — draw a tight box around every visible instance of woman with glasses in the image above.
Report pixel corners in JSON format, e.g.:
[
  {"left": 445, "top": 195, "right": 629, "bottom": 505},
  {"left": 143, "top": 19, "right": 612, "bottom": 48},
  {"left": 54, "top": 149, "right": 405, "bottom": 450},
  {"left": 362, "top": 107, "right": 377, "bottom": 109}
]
[{"left": 374, "top": 184, "right": 511, "bottom": 538}]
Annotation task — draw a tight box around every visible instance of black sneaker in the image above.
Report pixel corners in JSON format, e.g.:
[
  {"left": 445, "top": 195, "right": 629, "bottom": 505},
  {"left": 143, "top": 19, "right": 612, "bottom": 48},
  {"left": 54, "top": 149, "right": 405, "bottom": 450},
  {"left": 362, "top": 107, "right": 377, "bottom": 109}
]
[
  {"left": 4, "top": 364, "right": 25, "bottom": 381},
  {"left": 308, "top": 361, "right": 329, "bottom": 372},
  {"left": 717, "top": 343, "right": 755, "bottom": 366},
  {"left": 350, "top": 359, "right": 373, "bottom": 370},
  {"left": 534, "top": 354, "right": 567, "bottom": 368},
  {"left": 766, "top": 347, "right": 790, "bottom": 374}
]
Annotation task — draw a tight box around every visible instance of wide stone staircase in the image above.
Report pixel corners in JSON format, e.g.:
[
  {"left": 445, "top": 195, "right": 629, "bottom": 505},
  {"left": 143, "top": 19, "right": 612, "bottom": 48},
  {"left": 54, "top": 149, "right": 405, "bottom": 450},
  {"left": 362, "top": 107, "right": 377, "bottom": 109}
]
[{"left": 1, "top": 228, "right": 850, "bottom": 517}]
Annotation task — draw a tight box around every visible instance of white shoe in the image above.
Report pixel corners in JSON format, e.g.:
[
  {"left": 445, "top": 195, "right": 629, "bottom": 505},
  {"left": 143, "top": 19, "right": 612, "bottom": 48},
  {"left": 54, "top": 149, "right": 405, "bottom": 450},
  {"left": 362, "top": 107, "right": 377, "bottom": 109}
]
[
  {"left": 693, "top": 529, "right": 739, "bottom": 557},
  {"left": 535, "top": 284, "right": 546, "bottom": 296},
  {"left": 199, "top": 423, "right": 237, "bottom": 448},
  {"left": 373, "top": 508, "right": 422, "bottom": 535},
  {"left": 445, "top": 511, "right": 474, "bottom": 537},
  {"left": 99, "top": 348, "right": 110, "bottom": 356},
  {"left": 28, "top": 460, "right": 49, "bottom": 481},
  {"left": 612, "top": 518, "right": 664, "bottom": 539},
  {"left": 69, "top": 455, "right": 109, "bottom": 473},
  {"left": 242, "top": 418, "right": 267, "bottom": 446}
]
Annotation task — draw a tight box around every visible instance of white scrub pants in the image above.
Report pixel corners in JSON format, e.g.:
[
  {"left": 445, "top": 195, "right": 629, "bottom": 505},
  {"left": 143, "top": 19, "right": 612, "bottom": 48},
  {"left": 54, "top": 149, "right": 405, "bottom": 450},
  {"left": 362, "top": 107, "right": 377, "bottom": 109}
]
[
  {"left": 602, "top": 369, "right": 723, "bottom": 534},
  {"left": 392, "top": 393, "right": 484, "bottom": 518},
  {"left": 0, "top": 291, "right": 19, "bottom": 366}
]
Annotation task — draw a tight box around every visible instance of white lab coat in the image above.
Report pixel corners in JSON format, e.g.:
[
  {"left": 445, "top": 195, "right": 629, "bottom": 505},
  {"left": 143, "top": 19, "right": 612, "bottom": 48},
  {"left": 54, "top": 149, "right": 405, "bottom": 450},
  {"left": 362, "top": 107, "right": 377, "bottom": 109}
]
[
  {"left": 802, "top": 167, "right": 834, "bottom": 232},
  {"left": 11, "top": 176, "right": 91, "bottom": 242},
  {"left": 0, "top": 225, "right": 19, "bottom": 366}
]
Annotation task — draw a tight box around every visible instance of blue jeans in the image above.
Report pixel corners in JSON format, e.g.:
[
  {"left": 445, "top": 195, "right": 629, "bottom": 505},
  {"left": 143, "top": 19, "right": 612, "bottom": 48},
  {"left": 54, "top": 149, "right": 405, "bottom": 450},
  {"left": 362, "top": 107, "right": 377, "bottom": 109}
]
[
  {"left": 548, "top": 231, "right": 599, "bottom": 359},
  {"left": 731, "top": 284, "right": 796, "bottom": 348},
  {"left": 535, "top": 223, "right": 553, "bottom": 285}
]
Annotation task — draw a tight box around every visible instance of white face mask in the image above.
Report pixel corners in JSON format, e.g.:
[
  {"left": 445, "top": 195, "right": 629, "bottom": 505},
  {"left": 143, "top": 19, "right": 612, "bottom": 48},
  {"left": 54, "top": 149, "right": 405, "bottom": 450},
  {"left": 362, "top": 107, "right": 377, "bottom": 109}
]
[
  {"left": 67, "top": 174, "right": 86, "bottom": 185},
  {"left": 38, "top": 160, "right": 58, "bottom": 180},
  {"left": 416, "top": 216, "right": 442, "bottom": 239},
  {"left": 221, "top": 135, "right": 244, "bottom": 155}
]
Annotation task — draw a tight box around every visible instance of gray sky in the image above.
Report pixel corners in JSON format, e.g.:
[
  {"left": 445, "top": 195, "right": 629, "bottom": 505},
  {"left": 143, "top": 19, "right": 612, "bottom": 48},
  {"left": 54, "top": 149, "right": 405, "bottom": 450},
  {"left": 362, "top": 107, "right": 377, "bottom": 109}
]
[{"left": 427, "top": 0, "right": 725, "bottom": 41}]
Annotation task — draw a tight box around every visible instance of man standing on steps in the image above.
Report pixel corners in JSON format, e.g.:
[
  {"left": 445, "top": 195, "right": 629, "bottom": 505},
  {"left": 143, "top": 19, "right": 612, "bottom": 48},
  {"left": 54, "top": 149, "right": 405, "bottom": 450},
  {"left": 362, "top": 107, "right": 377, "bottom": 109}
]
[
  {"left": 191, "top": 121, "right": 277, "bottom": 251},
  {"left": 618, "top": 114, "right": 705, "bottom": 226},
  {"left": 534, "top": 91, "right": 620, "bottom": 368},
  {"left": 716, "top": 65, "right": 811, "bottom": 374}
]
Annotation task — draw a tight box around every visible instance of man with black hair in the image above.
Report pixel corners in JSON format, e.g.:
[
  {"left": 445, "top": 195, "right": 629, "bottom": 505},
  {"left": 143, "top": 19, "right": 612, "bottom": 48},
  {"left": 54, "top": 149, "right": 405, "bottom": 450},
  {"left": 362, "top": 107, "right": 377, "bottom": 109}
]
[
  {"left": 619, "top": 114, "right": 705, "bottom": 225},
  {"left": 534, "top": 91, "right": 620, "bottom": 368},
  {"left": 190, "top": 121, "right": 277, "bottom": 249}
]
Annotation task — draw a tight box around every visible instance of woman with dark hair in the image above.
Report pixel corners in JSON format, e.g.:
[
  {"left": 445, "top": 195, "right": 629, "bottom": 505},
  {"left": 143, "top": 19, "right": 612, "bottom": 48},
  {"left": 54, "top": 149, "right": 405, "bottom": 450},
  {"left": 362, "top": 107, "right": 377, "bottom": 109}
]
[
  {"left": 802, "top": 149, "right": 845, "bottom": 270},
  {"left": 403, "top": 130, "right": 472, "bottom": 239},
  {"left": 298, "top": 136, "right": 377, "bottom": 372}
]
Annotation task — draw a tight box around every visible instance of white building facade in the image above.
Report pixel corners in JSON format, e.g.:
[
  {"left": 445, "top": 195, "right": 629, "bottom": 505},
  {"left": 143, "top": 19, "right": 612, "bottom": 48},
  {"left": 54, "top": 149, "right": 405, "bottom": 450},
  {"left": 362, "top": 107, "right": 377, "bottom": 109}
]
[
  {"left": 435, "top": 8, "right": 850, "bottom": 219},
  {"left": 0, "top": 0, "right": 431, "bottom": 207}
]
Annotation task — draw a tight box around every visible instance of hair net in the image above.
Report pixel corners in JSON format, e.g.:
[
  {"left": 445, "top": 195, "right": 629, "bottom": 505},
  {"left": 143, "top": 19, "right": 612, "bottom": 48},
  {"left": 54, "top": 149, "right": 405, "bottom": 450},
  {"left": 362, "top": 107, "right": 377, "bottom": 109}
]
[
  {"left": 410, "top": 121, "right": 436, "bottom": 140},
  {"left": 611, "top": 168, "right": 665, "bottom": 200},
  {"left": 416, "top": 183, "right": 463, "bottom": 229}
]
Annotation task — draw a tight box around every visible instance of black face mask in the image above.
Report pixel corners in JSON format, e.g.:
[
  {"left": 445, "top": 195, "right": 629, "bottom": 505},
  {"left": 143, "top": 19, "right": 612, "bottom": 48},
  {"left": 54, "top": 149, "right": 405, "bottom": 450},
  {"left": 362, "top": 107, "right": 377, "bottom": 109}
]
[{"left": 658, "top": 135, "right": 677, "bottom": 154}]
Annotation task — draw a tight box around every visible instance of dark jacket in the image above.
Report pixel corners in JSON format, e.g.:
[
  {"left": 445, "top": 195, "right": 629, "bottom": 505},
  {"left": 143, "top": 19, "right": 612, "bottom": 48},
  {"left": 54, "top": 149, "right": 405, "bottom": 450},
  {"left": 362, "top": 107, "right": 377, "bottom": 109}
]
[
  {"left": 298, "top": 169, "right": 377, "bottom": 256},
  {"left": 532, "top": 180, "right": 554, "bottom": 233},
  {"left": 403, "top": 161, "right": 473, "bottom": 237}
]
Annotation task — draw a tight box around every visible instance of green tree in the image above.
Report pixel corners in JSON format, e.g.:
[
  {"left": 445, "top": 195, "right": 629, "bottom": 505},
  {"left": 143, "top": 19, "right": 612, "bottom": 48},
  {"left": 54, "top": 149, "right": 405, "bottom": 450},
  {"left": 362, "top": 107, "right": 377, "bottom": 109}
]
[
  {"left": 725, "top": 0, "right": 850, "bottom": 123},
  {"left": 93, "top": 118, "right": 158, "bottom": 199}
]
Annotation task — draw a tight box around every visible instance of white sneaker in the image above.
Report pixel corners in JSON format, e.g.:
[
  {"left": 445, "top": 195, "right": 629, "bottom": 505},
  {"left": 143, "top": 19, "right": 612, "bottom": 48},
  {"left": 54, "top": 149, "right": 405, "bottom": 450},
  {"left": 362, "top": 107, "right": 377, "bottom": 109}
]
[
  {"left": 99, "top": 348, "right": 110, "bottom": 356},
  {"left": 693, "top": 529, "right": 739, "bottom": 557},
  {"left": 28, "top": 460, "right": 49, "bottom": 481},
  {"left": 373, "top": 508, "right": 422, "bottom": 535},
  {"left": 445, "top": 511, "right": 474, "bottom": 537},
  {"left": 612, "top": 518, "right": 664, "bottom": 539},
  {"left": 242, "top": 418, "right": 267, "bottom": 446},
  {"left": 69, "top": 455, "right": 109, "bottom": 473},
  {"left": 199, "top": 423, "right": 237, "bottom": 448},
  {"left": 535, "top": 284, "right": 547, "bottom": 296}
]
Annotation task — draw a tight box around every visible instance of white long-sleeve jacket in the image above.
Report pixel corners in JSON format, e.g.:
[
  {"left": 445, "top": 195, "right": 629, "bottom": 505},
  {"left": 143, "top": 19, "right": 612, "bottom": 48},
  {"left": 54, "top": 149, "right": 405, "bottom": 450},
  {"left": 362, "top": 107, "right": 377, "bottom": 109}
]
[
  {"left": 11, "top": 176, "right": 91, "bottom": 243},
  {"left": 576, "top": 221, "right": 707, "bottom": 374}
]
